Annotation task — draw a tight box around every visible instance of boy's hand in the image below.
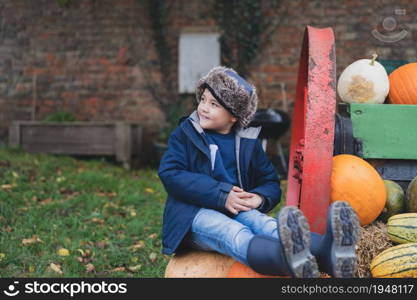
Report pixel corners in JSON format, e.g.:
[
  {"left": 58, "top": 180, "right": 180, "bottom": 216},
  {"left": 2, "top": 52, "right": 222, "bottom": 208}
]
[
  {"left": 225, "top": 186, "right": 252, "bottom": 215},
  {"left": 225, "top": 186, "right": 263, "bottom": 214},
  {"left": 233, "top": 187, "right": 263, "bottom": 209}
]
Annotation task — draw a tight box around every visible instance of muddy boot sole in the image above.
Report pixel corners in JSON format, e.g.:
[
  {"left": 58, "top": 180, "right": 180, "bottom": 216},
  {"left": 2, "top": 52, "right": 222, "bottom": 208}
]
[
  {"left": 277, "top": 206, "right": 319, "bottom": 278},
  {"left": 330, "top": 201, "right": 360, "bottom": 278}
]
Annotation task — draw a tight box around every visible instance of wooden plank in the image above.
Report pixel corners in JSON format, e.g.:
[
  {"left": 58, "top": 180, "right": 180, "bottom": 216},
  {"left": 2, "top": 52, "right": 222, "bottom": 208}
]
[
  {"left": 131, "top": 125, "right": 143, "bottom": 155},
  {"left": 20, "top": 141, "right": 115, "bottom": 155},
  {"left": 115, "top": 122, "right": 131, "bottom": 169},
  {"left": 8, "top": 121, "right": 20, "bottom": 147},
  {"left": 8, "top": 122, "right": 142, "bottom": 168},
  {"left": 20, "top": 127, "right": 114, "bottom": 143},
  {"left": 20, "top": 124, "right": 116, "bottom": 155}
]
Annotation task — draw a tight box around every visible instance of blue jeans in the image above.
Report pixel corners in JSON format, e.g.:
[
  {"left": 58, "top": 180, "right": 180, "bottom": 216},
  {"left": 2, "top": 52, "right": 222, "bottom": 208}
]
[{"left": 185, "top": 208, "right": 278, "bottom": 265}]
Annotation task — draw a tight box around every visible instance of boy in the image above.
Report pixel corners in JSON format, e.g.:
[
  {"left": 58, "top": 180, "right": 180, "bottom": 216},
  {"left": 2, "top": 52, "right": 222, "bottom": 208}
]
[{"left": 158, "top": 66, "right": 360, "bottom": 277}]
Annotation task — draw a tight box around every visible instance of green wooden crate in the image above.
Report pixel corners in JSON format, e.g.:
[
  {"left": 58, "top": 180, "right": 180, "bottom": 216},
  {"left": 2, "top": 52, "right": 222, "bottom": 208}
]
[{"left": 349, "top": 103, "right": 417, "bottom": 159}]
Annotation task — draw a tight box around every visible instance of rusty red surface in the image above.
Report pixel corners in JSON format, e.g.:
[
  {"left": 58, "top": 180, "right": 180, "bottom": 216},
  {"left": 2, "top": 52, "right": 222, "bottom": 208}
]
[{"left": 286, "top": 26, "right": 336, "bottom": 234}]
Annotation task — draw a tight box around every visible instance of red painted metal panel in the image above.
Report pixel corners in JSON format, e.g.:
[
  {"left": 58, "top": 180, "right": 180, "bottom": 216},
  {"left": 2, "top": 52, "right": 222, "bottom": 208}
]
[{"left": 286, "top": 26, "right": 336, "bottom": 234}]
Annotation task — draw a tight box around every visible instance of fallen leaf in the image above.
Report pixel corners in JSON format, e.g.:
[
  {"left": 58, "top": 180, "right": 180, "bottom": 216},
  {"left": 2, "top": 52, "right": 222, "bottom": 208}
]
[
  {"left": 129, "top": 210, "right": 137, "bottom": 217},
  {"left": 39, "top": 198, "right": 53, "bottom": 205},
  {"left": 77, "top": 249, "right": 92, "bottom": 257},
  {"left": 149, "top": 252, "right": 157, "bottom": 262},
  {"left": 91, "top": 217, "right": 105, "bottom": 224},
  {"left": 56, "top": 177, "right": 66, "bottom": 183},
  {"left": 148, "top": 233, "right": 157, "bottom": 239},
  {"left": 128, "top": 241, "right": 145, "bottom": 251},
  {"left": 28, "top": 266, "right": 35, "bottom": 273},
  {"left": 109, "top": 267, "right": 126, "bottom": 273},
  {"left": 96, "top": 241, "right": 108, "bottom": 249},
  {"left": 57, "top": 248, "right": 70, "bottom": 256},
  {"left": 12, "top": 172, "right": 19, "bottom": 178},
  {"left": 22, "top": 235, "right": 43, "bottom": 246},
  {"left": 127, "top": 265, "right": 142, "bottom": 272},
  {"left": 145, "top": 188, "right": 154, "bottom": 194},
  {"left": 86, "top": 263, "right": 95, "bottom": 273},
  {"left": 1, "top": 184, "right": 13, "bottom": 190},
  {"left": 49, "top": 263, "right": 63, "bottom": 275}
]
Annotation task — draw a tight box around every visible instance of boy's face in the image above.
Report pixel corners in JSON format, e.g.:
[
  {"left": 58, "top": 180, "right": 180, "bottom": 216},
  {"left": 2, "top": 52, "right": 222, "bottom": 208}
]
[{"left": 197, "top": 89, "right": 237, "bottom": 134}]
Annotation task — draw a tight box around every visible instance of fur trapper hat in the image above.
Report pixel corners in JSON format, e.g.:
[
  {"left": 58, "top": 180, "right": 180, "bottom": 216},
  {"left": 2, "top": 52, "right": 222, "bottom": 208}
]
[{"left": 195, "top": 66, "right": 258, "bottom": 128}]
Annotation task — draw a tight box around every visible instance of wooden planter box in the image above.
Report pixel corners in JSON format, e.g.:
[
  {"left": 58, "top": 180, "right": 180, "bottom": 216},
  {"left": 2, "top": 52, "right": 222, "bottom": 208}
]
[{"left": 8, "top": 121, "right": 142, "bottom": 169}]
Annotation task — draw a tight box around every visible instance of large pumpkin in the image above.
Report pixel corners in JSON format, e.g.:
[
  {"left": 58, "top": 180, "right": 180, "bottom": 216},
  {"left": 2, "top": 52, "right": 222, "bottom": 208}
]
[
  {"left": 406, "top": 176, "right": 417, "bottom": 212},
  {"left": 378, "top": 180, "right": 405, "bottom": 222},
  {"left": 337, "top": 54, "right": 389, "bottom": 104},
  {"left": 330, "top": 154, "right": 386, "bottom": 226},
  {"left": 165, "top": 251, "right": 235, "bottom": 278},
  {"left": 227, "top": 261, "right": 284, "bottom": 278},
  {"left": 388, "top": 63, "right": 417, "bottom": 104}
]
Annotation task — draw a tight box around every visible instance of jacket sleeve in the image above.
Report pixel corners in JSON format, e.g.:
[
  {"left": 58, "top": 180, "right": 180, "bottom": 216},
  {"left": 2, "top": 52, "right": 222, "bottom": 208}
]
[
  {"left": 247, "top": 139, "right": 282, "bottom": 213},
  {"left": 158, "top": 127, "right": 233, "bottom": 211}
]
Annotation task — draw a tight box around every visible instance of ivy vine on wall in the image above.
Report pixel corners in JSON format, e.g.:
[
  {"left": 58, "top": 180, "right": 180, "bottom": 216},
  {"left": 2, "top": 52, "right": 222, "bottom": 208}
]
[{"left": 212, "top": 0, "right": 287, "bottom": 78}]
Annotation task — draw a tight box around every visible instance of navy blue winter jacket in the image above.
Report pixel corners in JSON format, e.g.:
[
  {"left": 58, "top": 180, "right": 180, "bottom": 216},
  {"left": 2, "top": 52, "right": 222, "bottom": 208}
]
[{"left": 158, "top": 111, "right": 281, "bottom": 255}]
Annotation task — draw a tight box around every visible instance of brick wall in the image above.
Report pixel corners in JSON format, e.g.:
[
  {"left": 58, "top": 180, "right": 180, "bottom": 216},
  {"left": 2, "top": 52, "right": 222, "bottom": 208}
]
[{"left": 1, "top": 0, "right": 416, "bottom": 166}]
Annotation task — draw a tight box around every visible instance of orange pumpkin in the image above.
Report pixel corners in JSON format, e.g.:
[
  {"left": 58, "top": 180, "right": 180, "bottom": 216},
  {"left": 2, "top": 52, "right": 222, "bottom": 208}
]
[
  {"left": 165, "top": 251, "right": 235, "bottom": 277},
  {"left": 226, "top": 261, "right": 285, "bottom": 278},
  {"left": 330, "top": 154, "right": 386, "bottom": 226},
  {"left": 388, "top": 63, "right": 417, "bottom": 104}
]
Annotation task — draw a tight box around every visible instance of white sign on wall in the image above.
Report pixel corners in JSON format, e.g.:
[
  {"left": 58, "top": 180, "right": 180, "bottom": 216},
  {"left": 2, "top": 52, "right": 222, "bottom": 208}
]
[{"left": 179, "top": 33, "right": 220, "bottom": 94}]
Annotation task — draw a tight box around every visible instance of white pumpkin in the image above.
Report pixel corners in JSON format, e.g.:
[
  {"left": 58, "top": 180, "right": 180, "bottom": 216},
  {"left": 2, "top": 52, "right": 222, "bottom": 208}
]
[{"left": 337, "top": 54, "right": 389, "bottom": 104}]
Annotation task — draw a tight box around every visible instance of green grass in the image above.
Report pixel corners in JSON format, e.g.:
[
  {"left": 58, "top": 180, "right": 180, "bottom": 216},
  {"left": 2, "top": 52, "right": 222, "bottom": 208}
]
[
  {"left": 0, "top": 147, "right": 286, "bottom": 278},
  {"left": 0, "top": 147, "right": 167, "bottom": 277}
]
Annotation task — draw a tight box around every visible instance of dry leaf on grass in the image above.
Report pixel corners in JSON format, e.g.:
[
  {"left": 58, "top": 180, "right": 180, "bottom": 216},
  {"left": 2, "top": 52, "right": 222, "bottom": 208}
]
[
  {"left": 90, "top": 217, "right": 105, "bottom": 224},
  {"left": 57, "top": 248, "right": 70, "bottom": 256},
  {"left": 148, "top": 233, "right": 157, "bottom": 239},
  {"left": 145, "top": 188, "right": 154, "bottom": 194},
  {"left": 39, "top": 198, "right": 53, "bottom": 205},
  {"left": 149, "top": 252, "right": 157, "bottom": 262},
  {"left": 127, "top": 265, "right": 142, "bottom": 273},
  {"left": 22, "top": 235, "right": 43, "bottom": 246},
  {"left": 49, "top": 263, "right": 63, "bottom": 275},
  {"left": 77, "top": 249, "right": 93, "bottom": 257},
  {"left": 1, "top": 184, "right": 16, "bottom": 190},
  {"left": 128, "top": 241, "right": 145, "bottom": 251},
  {"left": 96, "top": 241, "right": 108, "bottom": 249},
  {"left": 86, "top": 263, "right": 95, "bottom": 273},
  {"left": 109, "top": 267, "right": 126, "bottom": 273}
]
